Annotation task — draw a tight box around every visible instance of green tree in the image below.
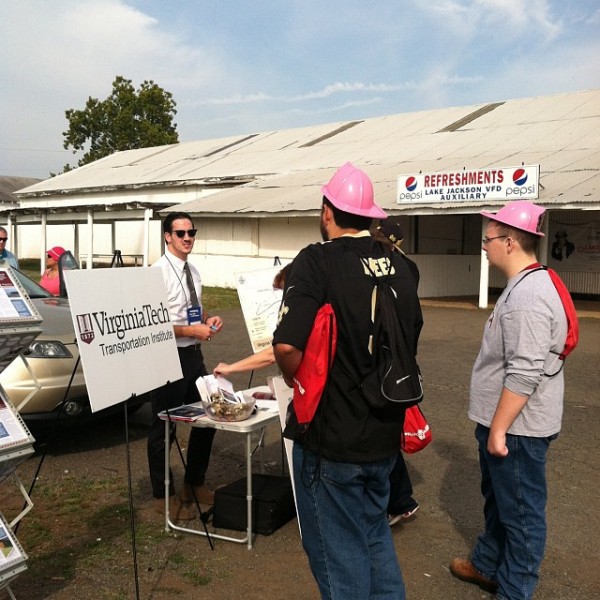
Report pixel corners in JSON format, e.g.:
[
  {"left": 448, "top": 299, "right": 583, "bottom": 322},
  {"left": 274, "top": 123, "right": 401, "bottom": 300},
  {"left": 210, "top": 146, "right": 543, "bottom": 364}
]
[{"left": 62, "top": 75, "right": 179, "bottom": 170}]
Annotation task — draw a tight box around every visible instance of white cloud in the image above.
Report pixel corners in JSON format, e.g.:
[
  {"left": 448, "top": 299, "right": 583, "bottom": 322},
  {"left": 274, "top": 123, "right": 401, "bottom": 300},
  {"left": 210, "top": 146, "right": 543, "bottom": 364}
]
[
  {"left": 286, "top": 98, "right": 384, "bottom": 117},
  {"left": 0, "top": 0, "right": 231, "bottom": 175},
  {"left": 421, "top": 0, "right": 562, "bottom": 41}
]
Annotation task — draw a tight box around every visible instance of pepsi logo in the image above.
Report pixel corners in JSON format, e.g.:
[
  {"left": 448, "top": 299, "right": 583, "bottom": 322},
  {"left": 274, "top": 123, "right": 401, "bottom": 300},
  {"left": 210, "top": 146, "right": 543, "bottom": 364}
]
[
  {"left": 512, "top": 169, "right": 528, "bottom": 186},
  {"left": 405, "top": 176, "right": 417, "bottom": 192}
]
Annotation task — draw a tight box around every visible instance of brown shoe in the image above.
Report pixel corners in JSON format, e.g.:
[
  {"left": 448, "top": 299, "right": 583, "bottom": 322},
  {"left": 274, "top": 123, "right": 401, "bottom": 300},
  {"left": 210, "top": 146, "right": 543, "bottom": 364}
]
[
  {"left": 449, "top": 558, "right": 498, "bottom": 593},
  {"left": 154, "top": 496, "right": 197, "bottom": 521},
  {"left": 181, "top": 484, "right": 215, "bottom": 506}
]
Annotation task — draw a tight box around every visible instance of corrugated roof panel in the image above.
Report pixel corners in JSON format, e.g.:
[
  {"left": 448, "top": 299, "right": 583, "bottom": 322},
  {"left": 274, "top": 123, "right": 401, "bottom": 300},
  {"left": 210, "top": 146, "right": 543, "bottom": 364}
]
[
  {"left": 14, "top": 89, "right": 599, "bottom": 217},
  {"left": 556, "top": 148, "right": 600, "bottom": 171}
]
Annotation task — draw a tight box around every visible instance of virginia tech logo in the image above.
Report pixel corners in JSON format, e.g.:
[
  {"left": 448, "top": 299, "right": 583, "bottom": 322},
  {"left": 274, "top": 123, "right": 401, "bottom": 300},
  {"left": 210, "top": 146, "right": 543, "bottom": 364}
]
[{"left": 76, "top": 313, "right": 95, "bottom": 345}]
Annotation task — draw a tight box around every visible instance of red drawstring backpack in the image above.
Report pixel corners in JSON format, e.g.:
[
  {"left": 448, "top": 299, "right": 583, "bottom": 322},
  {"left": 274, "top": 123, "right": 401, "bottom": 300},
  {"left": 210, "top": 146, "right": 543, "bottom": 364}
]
[
  {"left": 401, "top": 405, "right": 432, "bottom": 454},
  {"left": 292, "top": 303, "right": 337, "bottom": 427}
]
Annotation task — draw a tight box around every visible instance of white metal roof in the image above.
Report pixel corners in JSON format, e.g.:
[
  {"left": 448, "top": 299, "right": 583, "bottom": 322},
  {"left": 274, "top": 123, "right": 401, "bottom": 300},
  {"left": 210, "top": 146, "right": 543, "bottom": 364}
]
[
  {"left": 14, "top": 89, "right": 600, "bottom": 216},
  {"left": 0, "top": 176, "right": 41, "bottom": 208}
]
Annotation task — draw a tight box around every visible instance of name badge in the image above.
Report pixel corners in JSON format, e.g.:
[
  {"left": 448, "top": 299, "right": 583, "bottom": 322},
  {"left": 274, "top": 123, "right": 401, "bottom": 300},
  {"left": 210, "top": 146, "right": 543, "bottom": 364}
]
[{"left": 187, "top": 306, "right": 202, "bottom": 325}]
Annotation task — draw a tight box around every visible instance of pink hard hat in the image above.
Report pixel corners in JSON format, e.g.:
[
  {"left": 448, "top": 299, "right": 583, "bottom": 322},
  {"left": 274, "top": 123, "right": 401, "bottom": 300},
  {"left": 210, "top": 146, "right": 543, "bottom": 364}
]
[
  {"left": 321, "top": 162, "right": 387, "bottom": 219},
  {"left": 481, "top": 201, "right": 546, "bottom": 237}
]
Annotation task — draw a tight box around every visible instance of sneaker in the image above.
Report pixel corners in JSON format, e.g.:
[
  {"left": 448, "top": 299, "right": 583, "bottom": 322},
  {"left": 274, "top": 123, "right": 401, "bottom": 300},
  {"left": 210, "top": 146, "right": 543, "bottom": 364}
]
[
  {"left": 388, "top": 504, "right": 420, "bottom": 526},
  {"left": 449, "top": 558, "right": 498, "bottom": 593}
]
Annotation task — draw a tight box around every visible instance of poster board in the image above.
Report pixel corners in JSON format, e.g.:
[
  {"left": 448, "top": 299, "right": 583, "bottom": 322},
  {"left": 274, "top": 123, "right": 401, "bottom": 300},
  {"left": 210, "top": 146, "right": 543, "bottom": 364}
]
[
  {"left": 0, "top": 269, "right": 42, "bottom": 326},
  {"left": 235, "top": 267, "right": 284, "bottom": 353},
  {"left": 0, "top": 389, "right": 35, "bottom": 484},
  {"left": 64, "top": 268, "right": 182, "bottom": 413},
  {"left": 0, "top": 512, "right": 28, "bottom": 585},
  {"left": 0, "top": 268, "right": 43, "bottom": 372}
]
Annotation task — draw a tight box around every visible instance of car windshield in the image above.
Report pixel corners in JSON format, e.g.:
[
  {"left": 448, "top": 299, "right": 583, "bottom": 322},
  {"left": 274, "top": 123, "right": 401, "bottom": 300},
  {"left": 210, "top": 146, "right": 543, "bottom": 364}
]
[{"left": 11, "top": 268, "right": 54, "bottom": 299}]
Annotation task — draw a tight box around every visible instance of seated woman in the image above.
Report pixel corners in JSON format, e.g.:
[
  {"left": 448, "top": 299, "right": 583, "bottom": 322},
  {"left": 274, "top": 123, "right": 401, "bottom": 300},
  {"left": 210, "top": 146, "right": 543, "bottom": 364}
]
[{"left": 39, "top": 246, "right": 66, "bottom": 296}]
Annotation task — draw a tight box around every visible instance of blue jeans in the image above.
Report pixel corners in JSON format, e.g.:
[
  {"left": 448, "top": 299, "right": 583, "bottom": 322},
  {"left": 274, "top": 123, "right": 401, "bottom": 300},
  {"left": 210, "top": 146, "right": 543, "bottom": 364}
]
[
  {"left": 292, "top": 443, "right": 405, "bottom": 600},
  {"left": 471, "top": 424, "right": 557, "bottom": 600}
]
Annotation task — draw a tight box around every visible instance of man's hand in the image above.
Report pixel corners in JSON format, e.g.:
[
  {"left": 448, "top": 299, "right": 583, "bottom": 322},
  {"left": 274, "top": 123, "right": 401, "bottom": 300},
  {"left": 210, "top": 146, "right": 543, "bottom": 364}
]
[
  {"left": 488, "top": 387, "right": 529, "bottom": 457},
  {"left": 487, "top": 430, "right": 508, "bottom": 457},
  {"left": 206, "top": 315, "right": 223, "bottom": 332},
  {"left": 174, "top": 318, "right": 222, "bottom": 342}
]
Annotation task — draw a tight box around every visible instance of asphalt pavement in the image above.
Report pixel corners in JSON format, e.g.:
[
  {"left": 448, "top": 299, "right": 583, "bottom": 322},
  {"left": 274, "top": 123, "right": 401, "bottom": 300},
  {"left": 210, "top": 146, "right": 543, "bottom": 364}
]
[{"left": 197, "top": 299, "right": 600, "bottom": 599}]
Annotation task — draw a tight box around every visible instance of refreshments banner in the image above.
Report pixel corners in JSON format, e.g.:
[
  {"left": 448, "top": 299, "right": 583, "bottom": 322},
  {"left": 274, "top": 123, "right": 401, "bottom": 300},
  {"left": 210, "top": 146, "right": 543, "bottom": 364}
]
[{"left": 397, "top": 165, "right": 540, "bottom": 204}]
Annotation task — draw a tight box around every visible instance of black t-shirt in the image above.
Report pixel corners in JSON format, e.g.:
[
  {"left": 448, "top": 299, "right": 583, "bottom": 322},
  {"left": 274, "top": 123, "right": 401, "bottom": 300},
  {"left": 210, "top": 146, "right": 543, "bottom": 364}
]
[{"left": 273, "top": 234, "right": 423, "bottom": 463}]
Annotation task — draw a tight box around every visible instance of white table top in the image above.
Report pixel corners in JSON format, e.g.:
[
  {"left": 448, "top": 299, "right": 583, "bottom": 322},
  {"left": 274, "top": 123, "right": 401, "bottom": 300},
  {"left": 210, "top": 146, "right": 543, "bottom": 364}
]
[{"left": 160, "top": 385, "right": 280, "bottom": 433}]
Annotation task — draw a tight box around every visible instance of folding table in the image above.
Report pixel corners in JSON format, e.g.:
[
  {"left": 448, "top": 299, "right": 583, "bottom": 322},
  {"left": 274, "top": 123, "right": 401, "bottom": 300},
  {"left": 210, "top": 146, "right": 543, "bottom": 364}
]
[{"left": 161, "top": 389, "right": 280, "bottom": 549}]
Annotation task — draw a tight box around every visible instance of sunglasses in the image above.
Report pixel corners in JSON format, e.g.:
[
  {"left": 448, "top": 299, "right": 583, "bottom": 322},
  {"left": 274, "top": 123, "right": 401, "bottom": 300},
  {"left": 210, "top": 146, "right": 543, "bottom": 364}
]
[
  {"left": 47, "top": 253, "right": 54, "bottom": 259},
  {"left": 172, "top": 229, "right": 197, "bottom": 238},
  {"left": 0, "top": 238, "right": 7, "bottom": 242}
]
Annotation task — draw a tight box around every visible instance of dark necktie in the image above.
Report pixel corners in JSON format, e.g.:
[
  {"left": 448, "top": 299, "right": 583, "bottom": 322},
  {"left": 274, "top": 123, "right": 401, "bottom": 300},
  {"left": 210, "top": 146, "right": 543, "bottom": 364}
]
[{"left": 183, "top": 262, "right": 200, "bottom": 308}]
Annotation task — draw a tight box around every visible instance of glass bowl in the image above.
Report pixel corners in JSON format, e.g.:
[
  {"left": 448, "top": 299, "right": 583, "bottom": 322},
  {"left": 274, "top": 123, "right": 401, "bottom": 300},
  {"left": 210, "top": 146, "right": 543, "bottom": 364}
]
[{"left": 201, "top": 396, "right": 256, "bottom": 422}]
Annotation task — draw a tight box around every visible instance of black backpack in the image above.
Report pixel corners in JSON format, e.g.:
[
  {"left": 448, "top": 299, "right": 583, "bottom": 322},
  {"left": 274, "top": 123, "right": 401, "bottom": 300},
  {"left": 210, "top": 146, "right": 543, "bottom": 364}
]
[{"left": 360, "top": 257, "right": 423, "bottom": 409}]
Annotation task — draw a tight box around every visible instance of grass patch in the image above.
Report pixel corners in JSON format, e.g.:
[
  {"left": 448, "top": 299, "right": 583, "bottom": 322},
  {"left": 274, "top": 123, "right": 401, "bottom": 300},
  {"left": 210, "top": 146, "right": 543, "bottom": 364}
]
[
  {"left": 16, "top": 258, "right": 40, "bottom": 281},
  {"left": 19, "top": 474, "right": 214, "bottom": 591},
  {"left": 203, "top": 286, "right": 240, "bottom": 310}
]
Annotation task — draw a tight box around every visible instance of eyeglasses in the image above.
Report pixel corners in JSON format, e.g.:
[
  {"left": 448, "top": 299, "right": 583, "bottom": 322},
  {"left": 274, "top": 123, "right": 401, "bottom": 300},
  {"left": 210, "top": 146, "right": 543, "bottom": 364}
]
[
  {"left": 0, "top": 238, "right": 7, "bottom": 242},
  {"left": 172, "top": 229, "right": 197, "bottom": 238},
  {"left": 482, "top": 235, "right": 508, "bottom": 244}
]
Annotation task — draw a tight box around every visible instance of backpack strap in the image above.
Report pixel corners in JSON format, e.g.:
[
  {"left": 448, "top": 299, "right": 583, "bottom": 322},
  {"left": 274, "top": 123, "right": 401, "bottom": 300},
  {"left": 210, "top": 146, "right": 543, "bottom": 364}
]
[
  {"left": 353, "top": 246, "right": 395, "bottom": 356},
  {"left": 503, "top": 264, "right": 578, "bottom": 376}
]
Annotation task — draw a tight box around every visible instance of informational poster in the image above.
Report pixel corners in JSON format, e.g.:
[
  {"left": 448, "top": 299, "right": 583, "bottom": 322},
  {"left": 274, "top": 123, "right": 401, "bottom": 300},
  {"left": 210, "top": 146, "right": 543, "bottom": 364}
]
[
  {"left": 64, "top": 268, "right": 182, "bottom": 413},
  {"left": 0, "top": 390, "right": 35, "bottom": 483},
  {"left": 0, "top": 271, "right": 36, "bottom": 322},
  {"left": 235, "top": 267, "right": 284, "bottom": 353},
  {"left": 548, "top": 219, "right": 600, "bottom": 272},
  {"left": 0, "top": 268, "right": 42, "bottom": 378},
  {"left": 0, "top": 393, "right": 34, "bottom": 455},
  {"left": 0, "top": 513, "right": 28, "bottom": 583},
  {"left": 0, "top": 269, "right": 42, "bottom": 326}
]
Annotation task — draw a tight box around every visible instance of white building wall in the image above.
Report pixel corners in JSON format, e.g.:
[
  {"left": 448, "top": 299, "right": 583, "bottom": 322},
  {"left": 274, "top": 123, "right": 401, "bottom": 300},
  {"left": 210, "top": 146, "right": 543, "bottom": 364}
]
[
  {"left": 189, "top": 216, "right": 320, "bottom": 288},
  {"left": 191, "top": 216, "right": 485, "bottom": 298},
  {"left": 411, "top": 255, "right": 482, "bottom": 297},
  {"left": 15, "top": 220, "right": 164, "bottom": 264}
]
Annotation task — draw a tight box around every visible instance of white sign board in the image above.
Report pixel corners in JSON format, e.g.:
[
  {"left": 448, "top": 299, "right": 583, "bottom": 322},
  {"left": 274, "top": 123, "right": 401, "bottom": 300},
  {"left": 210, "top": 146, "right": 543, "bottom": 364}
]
[
  {"left": 235, "top": 267, "right": 284, "bottom": 353},
  {"left": 64, "top": 268, "right": 182, "bottom": 413},
  {"left": 397, "top": 165, "right": 540, "bottom": 204}
]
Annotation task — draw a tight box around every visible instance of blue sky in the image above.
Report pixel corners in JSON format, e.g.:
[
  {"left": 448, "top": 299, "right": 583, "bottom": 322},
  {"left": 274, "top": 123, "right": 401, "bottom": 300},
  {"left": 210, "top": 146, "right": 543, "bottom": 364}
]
[{"left": 1, "top": 0, "right": 599, "bottom": 179}]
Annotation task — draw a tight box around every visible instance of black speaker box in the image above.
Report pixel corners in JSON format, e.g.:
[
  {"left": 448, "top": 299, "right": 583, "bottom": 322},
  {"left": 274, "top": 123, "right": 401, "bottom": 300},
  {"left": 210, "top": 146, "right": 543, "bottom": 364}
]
[{"left": 213, "top": 474, "right": 296, "bottom": 536}]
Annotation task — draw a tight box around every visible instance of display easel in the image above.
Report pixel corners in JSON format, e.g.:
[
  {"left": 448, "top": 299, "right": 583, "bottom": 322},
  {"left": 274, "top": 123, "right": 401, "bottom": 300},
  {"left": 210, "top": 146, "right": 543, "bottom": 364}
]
[
  {"left": 0, "top": 266, "right": 42, "bottom": 598},
  {"left": 62, "top": 266, "right": 189, "bottom": 600}
]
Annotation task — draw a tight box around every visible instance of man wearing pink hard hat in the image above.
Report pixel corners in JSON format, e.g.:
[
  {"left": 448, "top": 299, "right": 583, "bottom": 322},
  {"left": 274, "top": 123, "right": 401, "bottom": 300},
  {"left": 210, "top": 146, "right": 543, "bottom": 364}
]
[
  {"left": 451, "top": 200, "right": 571, "bottom": 600},
  {"left": 274, "top": 163, "right": 422, "bottom": 599}
]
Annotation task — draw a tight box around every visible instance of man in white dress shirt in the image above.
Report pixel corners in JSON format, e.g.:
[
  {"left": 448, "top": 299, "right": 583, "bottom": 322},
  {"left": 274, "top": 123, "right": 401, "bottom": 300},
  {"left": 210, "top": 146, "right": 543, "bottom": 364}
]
[{"left": 147, "top": 212, "right": 223, "bottom": 518}]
